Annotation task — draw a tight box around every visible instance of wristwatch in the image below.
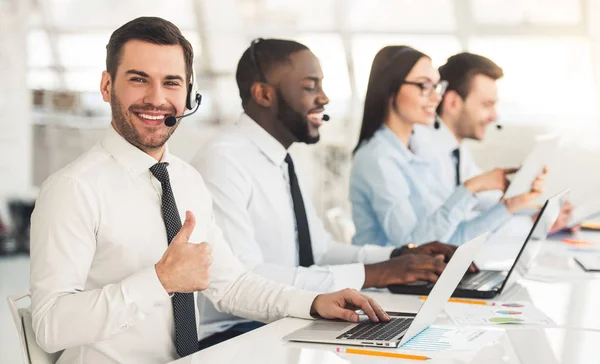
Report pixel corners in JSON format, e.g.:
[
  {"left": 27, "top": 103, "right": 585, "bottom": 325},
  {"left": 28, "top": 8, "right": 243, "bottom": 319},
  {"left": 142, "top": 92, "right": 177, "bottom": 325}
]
[{"left": 390, "top": 243, "right": 417, "bottom": 258}]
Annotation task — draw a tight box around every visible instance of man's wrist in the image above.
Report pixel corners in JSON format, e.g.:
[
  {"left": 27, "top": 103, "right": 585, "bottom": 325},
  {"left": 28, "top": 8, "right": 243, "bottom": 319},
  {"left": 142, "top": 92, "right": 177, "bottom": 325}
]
[
  {"left": 390, "top": 243, "right": 417, "bottom": 258},
  {"left": 363, "top": 263, "right": 386, "bottom": 288}
]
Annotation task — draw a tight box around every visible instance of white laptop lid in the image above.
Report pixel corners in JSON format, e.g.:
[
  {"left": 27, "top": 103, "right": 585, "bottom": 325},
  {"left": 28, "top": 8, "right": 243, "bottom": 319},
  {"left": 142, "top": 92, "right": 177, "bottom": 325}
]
[{"left": 399, "top": 233, "right": 488, "bottom": 346}]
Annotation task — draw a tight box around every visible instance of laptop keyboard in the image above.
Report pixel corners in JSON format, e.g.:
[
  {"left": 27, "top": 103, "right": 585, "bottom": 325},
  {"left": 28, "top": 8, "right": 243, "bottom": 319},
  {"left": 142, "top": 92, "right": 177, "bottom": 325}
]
[
  {"left": 336, "top": 318, "right": 412, "bottom": 341},
  {"left": 459, "top": 270, "right": 501, "bottom": 290}
]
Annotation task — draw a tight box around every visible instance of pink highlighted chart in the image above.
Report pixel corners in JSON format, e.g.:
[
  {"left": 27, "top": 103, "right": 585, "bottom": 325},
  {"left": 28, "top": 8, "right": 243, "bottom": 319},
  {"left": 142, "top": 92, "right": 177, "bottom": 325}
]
[{"left": 501, "top": 303, "right": 524, "bottom": 308}]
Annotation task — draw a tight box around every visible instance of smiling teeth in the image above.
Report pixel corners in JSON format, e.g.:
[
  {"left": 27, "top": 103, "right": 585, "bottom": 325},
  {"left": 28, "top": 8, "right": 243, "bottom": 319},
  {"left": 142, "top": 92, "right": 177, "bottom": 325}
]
[{"left": 138, "top": 113, "right": 164, "bottom": 120}]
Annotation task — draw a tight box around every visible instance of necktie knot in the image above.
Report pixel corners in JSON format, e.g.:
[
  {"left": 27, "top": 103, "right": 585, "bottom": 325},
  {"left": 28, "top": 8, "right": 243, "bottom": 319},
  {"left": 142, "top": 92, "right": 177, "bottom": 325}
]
[
  {"left": 150, "top": 162, "right": 170, "bottom": 184},
  {"left": 451, "top": 148, "right": 460, "bottom": 186},
  {"left": 452, "top": 148, "right": 460, "bottom": 159},
  {"left": 284, "top": 154, "right": 293, "bottom": 167}
]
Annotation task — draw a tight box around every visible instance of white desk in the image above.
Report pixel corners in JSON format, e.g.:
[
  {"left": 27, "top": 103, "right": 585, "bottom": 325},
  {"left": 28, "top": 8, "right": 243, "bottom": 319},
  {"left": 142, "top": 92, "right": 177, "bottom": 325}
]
[
  {"left": 171, "top": 317, "right": 600, "bottom": 364},
  {"left": 171, "top": 229, "right": 600, "bottom": 363}
]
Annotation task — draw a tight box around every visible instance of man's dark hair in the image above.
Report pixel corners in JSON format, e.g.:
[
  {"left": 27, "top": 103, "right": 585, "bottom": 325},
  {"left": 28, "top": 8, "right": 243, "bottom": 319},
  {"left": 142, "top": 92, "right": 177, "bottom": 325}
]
[
  {"left": 236, "top": 39, "right": 309, "bottom": 107},
  {"left": 437, "top": 52, "right": 503, "bottom": 115},
  {"left": 106, "top": 17, "right": 194, "bottom": 84}
]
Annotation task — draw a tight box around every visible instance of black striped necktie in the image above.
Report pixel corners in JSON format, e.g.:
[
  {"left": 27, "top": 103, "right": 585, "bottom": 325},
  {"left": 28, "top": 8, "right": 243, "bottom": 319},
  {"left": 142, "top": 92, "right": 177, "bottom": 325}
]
[{"left": 150, "top": 162, "right": 199, "bottom": 357}]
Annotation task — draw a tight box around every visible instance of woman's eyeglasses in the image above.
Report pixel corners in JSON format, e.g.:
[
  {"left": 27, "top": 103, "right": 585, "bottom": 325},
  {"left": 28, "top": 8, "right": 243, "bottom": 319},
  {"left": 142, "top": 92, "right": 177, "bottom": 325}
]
[{"left": 402, "top": 80, "right": 449, "bottom": 98}]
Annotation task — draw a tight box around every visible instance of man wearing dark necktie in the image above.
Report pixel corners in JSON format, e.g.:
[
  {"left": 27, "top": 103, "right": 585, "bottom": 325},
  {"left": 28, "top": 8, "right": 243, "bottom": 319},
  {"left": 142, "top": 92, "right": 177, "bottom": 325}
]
[
  {"left": 452, "top": 148, "right": 461, "bottom": 186},
  {"left": 29, "top": 18, "right": 394, "bottom": 364},
  {"left": 191, "top": 39, "right": 470, "bottom": 349}
]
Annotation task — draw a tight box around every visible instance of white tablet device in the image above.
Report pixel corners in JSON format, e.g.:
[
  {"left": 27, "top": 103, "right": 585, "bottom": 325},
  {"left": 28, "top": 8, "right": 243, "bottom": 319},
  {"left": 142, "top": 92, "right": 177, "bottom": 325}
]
[
  {"left": 504, "top": 134, "right": 560, "bottom": 199},
  {"left": 568, "top": 200, "right": 600, "bottom": 227}
]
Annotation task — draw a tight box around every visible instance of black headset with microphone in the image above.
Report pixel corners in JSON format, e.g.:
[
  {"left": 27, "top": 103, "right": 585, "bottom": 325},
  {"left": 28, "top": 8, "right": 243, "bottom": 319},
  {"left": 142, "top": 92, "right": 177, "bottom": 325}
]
[
  {"left": 249, "top": 38, "right": 329, "bottom": 122},
  {"left": 164, "top": 66, "right": 202, "bottom": 127}
]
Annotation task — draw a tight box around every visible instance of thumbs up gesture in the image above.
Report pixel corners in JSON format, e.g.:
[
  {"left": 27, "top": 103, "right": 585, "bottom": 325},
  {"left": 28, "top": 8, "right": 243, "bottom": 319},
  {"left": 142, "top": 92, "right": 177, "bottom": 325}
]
[{"left": 155, "top": 211, "right": 212, "bottom": 294}]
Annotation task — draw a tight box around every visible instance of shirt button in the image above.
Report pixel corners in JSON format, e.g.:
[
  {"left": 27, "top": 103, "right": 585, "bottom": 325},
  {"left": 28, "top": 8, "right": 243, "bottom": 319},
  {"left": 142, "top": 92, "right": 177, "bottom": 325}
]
[{"left": 121, "top": 324, "right": 130, "bottom": 330}]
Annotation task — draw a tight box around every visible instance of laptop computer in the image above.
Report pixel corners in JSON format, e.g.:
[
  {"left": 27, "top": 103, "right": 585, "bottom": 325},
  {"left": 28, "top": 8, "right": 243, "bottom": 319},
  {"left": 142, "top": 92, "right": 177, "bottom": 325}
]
[
  {"left": 283, "top": 233, "right": 487, "bottom": 348},
  {"left": 388, "top": 189, "right": 569, "bottom": 299}
]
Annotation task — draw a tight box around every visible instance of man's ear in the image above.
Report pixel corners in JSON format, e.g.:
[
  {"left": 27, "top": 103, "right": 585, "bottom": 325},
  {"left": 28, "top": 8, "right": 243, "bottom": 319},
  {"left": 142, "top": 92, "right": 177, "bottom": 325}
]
[
  {"left": 250, "top": 82, "right": 276, "bottom": 108},
  {"left": 443, "top": 90, "right": 463, "bottom": 116},
  {"left": 100, "top": 71, "right": 112, "bottom": 103}
]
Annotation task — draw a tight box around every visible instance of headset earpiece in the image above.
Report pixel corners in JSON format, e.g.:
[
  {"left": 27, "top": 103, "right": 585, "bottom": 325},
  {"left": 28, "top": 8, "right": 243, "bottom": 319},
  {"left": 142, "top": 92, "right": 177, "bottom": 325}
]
[{"left": 186, "top": 66, "right": 202, "bottom": 110}]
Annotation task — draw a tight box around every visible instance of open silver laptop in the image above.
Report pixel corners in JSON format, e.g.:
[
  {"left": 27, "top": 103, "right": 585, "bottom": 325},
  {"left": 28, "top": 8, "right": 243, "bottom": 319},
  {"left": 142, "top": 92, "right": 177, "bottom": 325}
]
[{"left": 284, "top": 233, "right": 487, "bottom": 348}]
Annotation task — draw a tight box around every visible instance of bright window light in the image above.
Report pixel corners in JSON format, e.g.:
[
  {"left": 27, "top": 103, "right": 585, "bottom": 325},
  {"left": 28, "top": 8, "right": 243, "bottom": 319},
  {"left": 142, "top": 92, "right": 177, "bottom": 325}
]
[
  {"left": 296, "top": 34, "right": 351, "bottom": 102},
  {"left": 58, "top": 33, "right": 110, "bottom": 70},
  {"left": 346, "top": 0, "right": 456, "bottom": 32},
  {"left": 469, "top": 37, "right": 598, "bottom": 119},
  {"left": 28, "top": 69, "right": 59, "bottom": 90},
  {"left": 28, "top": 29, "right": 53, "bottom": 68},
  {"left": 352, "top": 35, "right": 462, "bottom": 97},
  {"left": 470, "top": 0, "right": 581, "bottom": 25}
]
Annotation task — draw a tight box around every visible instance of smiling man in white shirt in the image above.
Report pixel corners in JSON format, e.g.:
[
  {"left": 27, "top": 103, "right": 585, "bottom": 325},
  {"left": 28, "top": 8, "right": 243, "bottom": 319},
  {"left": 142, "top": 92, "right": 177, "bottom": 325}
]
[
  {"left": 191, "top": 38, "right": 470, "bottom": 348},
  {"left": 29, "top": 18, "right": 391, "bottom": 364},
  {"left": 421, "top": 52, "right": 573, "bottom": 233}
]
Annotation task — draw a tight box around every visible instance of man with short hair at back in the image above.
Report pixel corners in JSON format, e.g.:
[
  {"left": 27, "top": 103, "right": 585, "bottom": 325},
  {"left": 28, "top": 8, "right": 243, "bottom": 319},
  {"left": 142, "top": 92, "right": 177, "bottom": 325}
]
[{"left": 421, "top": 52, "right": 574, "bottom": 232}]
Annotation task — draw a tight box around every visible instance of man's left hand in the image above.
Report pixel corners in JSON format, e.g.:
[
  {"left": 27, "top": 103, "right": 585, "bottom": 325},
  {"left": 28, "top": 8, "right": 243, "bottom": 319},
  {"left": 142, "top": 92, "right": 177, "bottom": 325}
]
[{"left": 395, "top": 241, "right": 479, "bottom": 273}]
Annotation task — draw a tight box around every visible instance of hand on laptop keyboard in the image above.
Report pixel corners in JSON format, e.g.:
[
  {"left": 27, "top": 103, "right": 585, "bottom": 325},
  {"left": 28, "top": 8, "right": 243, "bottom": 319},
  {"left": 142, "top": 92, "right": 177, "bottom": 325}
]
[
  {"left": 363, "top": 254, "right": 446, "bottom": 288},
  {"left": 394, "top": 241, "right": 479, "bottom": 273},
  {"left": 310, "top": 288, "right": 391, "bottom": 323}
]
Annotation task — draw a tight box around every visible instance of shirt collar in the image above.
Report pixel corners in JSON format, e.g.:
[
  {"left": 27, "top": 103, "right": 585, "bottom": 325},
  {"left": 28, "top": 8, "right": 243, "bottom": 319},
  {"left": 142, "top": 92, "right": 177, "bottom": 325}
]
[
  {"left": 237, "top": 113, "right": 288, "bottom": 167},
  {"left": 434, "top": 116, "right": 461, "bottom": 154},
  {"left": 101, "top": 125, "right": 172, "bottom": 174},
  {"left": 376, "top": 125, "right": 423, "bottom": 163}
]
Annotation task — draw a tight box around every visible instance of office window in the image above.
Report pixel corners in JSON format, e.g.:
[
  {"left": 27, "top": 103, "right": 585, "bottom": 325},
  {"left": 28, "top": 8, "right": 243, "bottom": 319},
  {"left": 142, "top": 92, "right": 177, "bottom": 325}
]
[
  {"left": 468, "top": 37, "right": 598, "bottom": 120},
  {"left": 352, "top": 35, "right": 462, "bottom": 98},
  {"left": 470, "top": 0, "right": 582, "bottom": 25},
  {"left": 27, "top": 29, "right": 53, "bottom": 68},
  {"left": 58, "top": 34, "right": 110, "bottom": 70},
  {"left": 64, "top": 71, "right": 103, "bottom": 92},
  {"left": 204, "top": 35, "right": 248, "bottom": 74},
  {"left": 28, "top": 69, "right": 59, "bottom": 91},
  {"left": 296, "top": 34, "right": 352, "bottom": 111},
  {"left": 236, "top": 0, "right": 337, "bottom": 32},
  {"left": 43, "top": 0, "right": 197, "bottom": 31},
  {"left": 346, "top": 0, "right": 456, "bottom": 32}
]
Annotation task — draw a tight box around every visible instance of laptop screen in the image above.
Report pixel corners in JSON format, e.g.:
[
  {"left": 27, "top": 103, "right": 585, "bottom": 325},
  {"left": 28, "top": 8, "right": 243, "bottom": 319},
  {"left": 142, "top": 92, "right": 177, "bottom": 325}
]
[{"left": 497, "top": 190, "right": 570, "bottom": 294}]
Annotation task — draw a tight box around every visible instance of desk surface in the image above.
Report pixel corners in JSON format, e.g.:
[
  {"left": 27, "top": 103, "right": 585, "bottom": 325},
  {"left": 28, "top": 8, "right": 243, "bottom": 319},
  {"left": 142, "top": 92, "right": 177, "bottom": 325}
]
[
  {"left": 171, "top": 320, "right": 600, "bottom": 364},
  {"left": 172, "top": 229, "right": 600, "bottom": 364}
]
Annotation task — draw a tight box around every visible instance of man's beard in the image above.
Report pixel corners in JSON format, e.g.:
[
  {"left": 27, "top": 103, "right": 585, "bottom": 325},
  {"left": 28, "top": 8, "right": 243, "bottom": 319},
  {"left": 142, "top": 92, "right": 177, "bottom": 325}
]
[
  {"left": 110, "top": 89, "right": 176, "bottom": 152},
  {"left": 276, "top": 88, "right": 319, "bottom": 145}
]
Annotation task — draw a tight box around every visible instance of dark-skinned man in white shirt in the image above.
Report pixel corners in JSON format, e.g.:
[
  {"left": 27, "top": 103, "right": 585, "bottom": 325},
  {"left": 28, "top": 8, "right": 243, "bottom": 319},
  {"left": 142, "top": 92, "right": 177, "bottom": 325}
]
[{"left": 191, "top": 39, "right": 475, "bottom": 348}]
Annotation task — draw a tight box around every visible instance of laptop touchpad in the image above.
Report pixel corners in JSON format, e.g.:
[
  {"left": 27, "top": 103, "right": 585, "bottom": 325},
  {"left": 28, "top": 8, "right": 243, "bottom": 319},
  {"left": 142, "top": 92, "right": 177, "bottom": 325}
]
[{"left": 308, "top": 321, "right": 355, "bottom": 332}]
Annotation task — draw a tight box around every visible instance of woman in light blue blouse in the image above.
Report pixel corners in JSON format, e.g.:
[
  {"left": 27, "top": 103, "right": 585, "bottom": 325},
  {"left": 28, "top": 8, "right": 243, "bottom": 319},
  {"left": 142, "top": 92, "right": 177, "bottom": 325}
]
[{"left": 350, "top": 46, "right": 546, "bottom": 247}]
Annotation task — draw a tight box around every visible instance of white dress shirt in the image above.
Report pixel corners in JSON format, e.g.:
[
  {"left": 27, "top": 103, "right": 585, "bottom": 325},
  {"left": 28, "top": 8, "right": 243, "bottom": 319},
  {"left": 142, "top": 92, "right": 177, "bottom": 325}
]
[
  {"left": 29, "top": 126, "right": 318, "bottom": 364},
  {"left": 190, "top": 114, "right": 394, "bottom": 337},
  {"left": 413, "top": 121, "right": 535, "bottom": 243},
  {"left": 414, "top": 121, "right": 503, "bottom": 212}
]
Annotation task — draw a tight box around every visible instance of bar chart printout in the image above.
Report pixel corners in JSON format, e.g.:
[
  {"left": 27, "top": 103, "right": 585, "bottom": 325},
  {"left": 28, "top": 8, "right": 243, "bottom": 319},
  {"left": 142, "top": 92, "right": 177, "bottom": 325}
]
[{"left": 400, "top": 326, "right": 503, "bottom": 352}]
